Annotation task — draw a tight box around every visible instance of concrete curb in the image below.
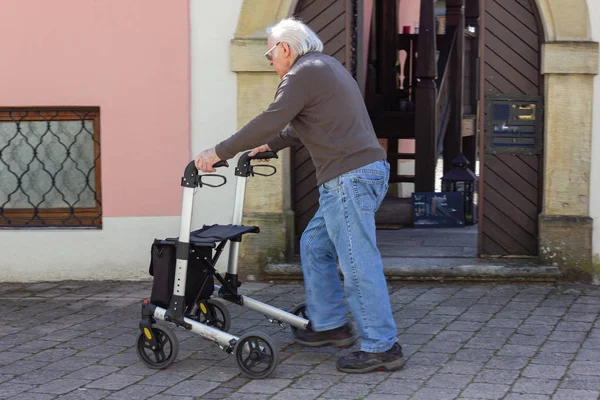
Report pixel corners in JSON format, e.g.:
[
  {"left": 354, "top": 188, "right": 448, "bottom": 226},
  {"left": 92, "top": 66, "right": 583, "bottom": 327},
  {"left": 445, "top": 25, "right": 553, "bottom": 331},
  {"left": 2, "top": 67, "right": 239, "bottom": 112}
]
[{"left": 265, "top": 257, "right": 562, "bottom": 282}]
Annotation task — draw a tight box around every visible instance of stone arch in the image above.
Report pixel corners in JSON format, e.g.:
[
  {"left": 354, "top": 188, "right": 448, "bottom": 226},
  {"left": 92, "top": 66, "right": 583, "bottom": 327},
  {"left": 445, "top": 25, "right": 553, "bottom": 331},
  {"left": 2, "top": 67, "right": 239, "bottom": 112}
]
[
  {"left": 230, "top": 0, "right": 599, "bottom": 280},
  {"left": 529, "top": 0, "right": 598, "bottom": 278}
]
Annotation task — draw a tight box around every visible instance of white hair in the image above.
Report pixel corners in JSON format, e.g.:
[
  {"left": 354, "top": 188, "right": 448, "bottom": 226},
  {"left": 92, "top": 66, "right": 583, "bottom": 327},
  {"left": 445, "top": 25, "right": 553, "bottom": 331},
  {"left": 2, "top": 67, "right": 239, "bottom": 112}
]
[{"left": 266, "top": 18, "right": 323, "bottom": 56}]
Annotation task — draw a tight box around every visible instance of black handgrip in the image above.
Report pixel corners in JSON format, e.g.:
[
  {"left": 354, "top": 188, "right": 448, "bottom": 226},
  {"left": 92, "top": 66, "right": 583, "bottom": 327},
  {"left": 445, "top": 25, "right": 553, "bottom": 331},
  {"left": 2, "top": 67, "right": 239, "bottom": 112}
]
[
  {"left": 213, "top": 160, "right": 229, "bottom": 168},
  {"left": 249, "top": 151, "right": 278, "bottom": 160},
  {"left": 236, "top": 150, "right": 279, "bottom": 178}
]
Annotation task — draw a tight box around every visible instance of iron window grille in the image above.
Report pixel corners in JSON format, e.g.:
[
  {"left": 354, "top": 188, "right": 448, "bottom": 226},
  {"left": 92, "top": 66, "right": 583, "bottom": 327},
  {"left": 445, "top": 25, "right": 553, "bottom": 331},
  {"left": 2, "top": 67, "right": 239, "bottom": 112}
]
[{"left": 0, "top": 107, "right": 102, "bottom": 228}]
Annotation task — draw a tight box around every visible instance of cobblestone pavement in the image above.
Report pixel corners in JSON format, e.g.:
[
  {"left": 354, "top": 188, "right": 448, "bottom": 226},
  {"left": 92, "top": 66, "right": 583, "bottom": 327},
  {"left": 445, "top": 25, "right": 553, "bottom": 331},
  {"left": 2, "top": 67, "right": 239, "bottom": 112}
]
[{"left": 1, "top": 281, "right": 600, "bottom": 400}]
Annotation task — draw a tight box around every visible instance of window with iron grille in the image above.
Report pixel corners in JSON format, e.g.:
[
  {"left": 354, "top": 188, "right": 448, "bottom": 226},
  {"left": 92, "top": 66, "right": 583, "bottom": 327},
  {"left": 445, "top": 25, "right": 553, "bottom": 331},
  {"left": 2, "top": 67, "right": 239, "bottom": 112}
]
[{"left": 0, "top": 107, "right": 102, "bottom": 228}]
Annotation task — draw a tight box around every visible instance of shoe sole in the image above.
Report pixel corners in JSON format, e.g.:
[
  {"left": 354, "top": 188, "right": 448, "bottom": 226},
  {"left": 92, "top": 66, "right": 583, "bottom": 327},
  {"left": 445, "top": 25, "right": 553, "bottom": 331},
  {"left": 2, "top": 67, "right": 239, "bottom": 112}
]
[
  {"left": 336, "top": 356, "right": 407, "bottom": 374},
  {"left": 293, "top": 333, "right": 358, "bottom": 348}
]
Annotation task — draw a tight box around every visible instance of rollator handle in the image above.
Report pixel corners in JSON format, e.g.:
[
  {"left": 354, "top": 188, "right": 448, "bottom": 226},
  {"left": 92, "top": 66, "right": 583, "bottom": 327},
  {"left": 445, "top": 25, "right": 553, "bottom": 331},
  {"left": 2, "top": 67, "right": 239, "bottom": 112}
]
[
  {"left": 181, "top": 160, "right": 229, "bottom": 188},
  {"left": 235, "top": 151, "right": 279, "bottom": 177},
  {"left": 249, "top": 151, "right": 278, "bottom": 161}
]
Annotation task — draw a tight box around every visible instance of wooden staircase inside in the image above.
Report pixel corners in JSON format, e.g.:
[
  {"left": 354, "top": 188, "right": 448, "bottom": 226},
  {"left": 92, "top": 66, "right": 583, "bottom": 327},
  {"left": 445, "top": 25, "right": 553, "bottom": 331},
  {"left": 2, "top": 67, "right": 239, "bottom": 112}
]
[{"left": 365, "top": 0, "right": 479, "bottom": 227}]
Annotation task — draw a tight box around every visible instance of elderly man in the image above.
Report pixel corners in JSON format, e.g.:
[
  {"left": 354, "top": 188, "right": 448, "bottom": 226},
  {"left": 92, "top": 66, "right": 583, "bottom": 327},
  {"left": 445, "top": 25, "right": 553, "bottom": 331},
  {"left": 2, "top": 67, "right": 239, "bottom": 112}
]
[{"left": 195, "top": 18, "right": 404, "bottom": 374}]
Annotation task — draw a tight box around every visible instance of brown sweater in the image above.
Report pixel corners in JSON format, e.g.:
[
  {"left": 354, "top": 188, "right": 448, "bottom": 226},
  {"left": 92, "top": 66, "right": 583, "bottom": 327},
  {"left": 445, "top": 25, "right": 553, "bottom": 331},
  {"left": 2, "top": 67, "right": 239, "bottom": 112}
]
[{"left": 215, "top": 51, "right": 386, "bottom": 186}]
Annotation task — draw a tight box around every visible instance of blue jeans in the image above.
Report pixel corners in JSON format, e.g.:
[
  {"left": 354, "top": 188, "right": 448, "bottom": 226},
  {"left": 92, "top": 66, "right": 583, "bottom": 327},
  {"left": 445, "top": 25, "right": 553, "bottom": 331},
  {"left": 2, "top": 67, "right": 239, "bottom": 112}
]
[{"left": 300, "top": 160, "right": 398, "bottom": 353}]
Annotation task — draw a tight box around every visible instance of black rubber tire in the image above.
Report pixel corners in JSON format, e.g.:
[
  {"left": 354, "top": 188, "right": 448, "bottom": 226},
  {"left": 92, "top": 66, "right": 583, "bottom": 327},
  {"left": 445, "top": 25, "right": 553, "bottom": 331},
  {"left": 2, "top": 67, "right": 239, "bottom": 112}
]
[
  {"left": 290, "top": 303, "right": 312, "bottom": 337},
  {"left": 193, "top": 299, "right": 232, "bottom": 332},
  {"left": 136, "top": 324, "right": 179, "bottom": 369},
  {"left": 234, "top": 331, "right": 279, "bottom": 379}
]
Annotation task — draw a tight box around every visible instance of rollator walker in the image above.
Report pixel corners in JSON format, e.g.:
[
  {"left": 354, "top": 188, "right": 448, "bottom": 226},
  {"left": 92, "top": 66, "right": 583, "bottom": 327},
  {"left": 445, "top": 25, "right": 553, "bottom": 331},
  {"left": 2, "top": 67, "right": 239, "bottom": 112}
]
[{"left": 136, "top": 151, "right": 312, "bottom": 379}]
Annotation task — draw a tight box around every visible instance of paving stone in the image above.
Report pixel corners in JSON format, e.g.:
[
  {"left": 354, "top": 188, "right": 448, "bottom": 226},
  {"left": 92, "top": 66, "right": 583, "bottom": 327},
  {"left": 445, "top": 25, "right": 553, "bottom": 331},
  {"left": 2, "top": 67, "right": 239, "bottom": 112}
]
[
  {"left": 41, "top": 356, "right": 96, "bottom": 372},
  {"left": 30, "top": 378, "right": 91, "bottom": 395},
  {"left": 225, "top": 394, "right": 273, "bottom": 400},
  {"left": 27, "top": 348, "right": 79, "bottom": 363},
  {"left": 518, "top": 325, "right": 555, "bottom": 336},
  {"left": 435, "top": 331, "right": 474, "bottom": 343},
  {"left": 406, "top": 323, "right": 445, "bottom": 335},
  {"left": 453, "top": 348, "right": 495, "bottom": 362},
  {"left": 389, "top": 364, "right": 439, "bottom": 380},
  {"left": 291, "top": 373, "right": 341, "bottom": 390},
  {"left": 457, "top": 312, "right": 495, "bottom": 322},
  {"left": 0, "top": 383, "right": 35, "bottom": 398},
  {"left": 321, "top": 382, "right": 375, "bottom": 399},
  {"left": 267, "top": 363, "right": 312, "bottom": 379},
  {"left": 281, "top": 352, "right": 331, "bottom": 365},
  {"left": 0, "top": 352, "right": 30, "bottom": 365},
  {"left": 555, "top": 321, "right": 593, "bottom": 332},
  {"left": 477, "top": 327, "right": 517, "bottom": 339},
  {"left": 531, "top": 352, "right": 574, "bottom": 366},
  {"left": 575, "top": 349, "right": 600, "bottom": 362},
  {"left": 373, "top": 378, "right": 422, "bottom": 394},
  {"left": 445, "top": 321, "right": 485, "bottom": 332},
  {"left": 420, "top": 340, "right": 463, "bottom": 353},
  {"left": 6, "top": 393, "right": 59, "bottom": 400},
  {"left": 522, "top": 364, "right": 567, "bottom": 379},
  {"left": 569, "top": 361, "right": 600, "bottom": 376},
  {"left": 475, "top": 368, "right": 520, "bottom": 385},
  {"left": 548, "top": 331, "right": 587, "bottom": 342},
  {"left": 525, "top": 316, "right": 561, "bottom": 325},
  {"left": 85, "top": 373, "right": 143, "bottom": 391},
  {"left": 364, "top": 394, "right": 410, "bottom": 400},
  {"left": 105, "top": 383, "right": 165, "bottom": 400},
  {"left": 237, "top": 378, "right": 292, "bottom": 394},
  {"left": 425, "top": 373, "right": 472, "bottom": 389},
  {"left": 460, "top": 382, "right": 510, "bottom": 399},
  {"left": 410, "top": 387, "right": 461, "bottom": 400},
  {"left": 438, "top": 361, "right": 484, "bottom": 375},
  {"left": 7, "top": 368, "right": 67, "bottom": 385},
  {"left": 512, "top": 378, "right": 560, "bottom": 395},
  {"left": 497, "top": 345, "right": 539, "bottom": 357},
  {"left": 509, "top": 335, "right": 547, "bottom": 346},
  {"left": 161, "top": 379, "right": 221, "bottom": 397},
  {"left": 562, "top": 313, "right": 598, "bottom": 322},
  {"left": 486, "top": 318, "right": 523, "bottom": 328},
  {"left": 398, "top": 333, "right": 434, "bottom": 345},
  {"left": 270, "top": 388, "right": 323, "bottom": 400},
  {"left": 0, "top": 360, "right": 48, "bottom": 375},
  {"left": 408, "top": 352, "right": 450, "bottom": 365},
  {"left": 501, "top": 393, "right": 550, "bottom": 400},
  {"left": 465, "top": 336, "right": 506, "bottom": 350},
  {"left": 540, "top": 341, "right": 581, "bottom": 354},
  {"left": 341, "top": 371, "right": 390, "bottom": 385},
  {"left": 552, "top": 389, "right": 600, "bottom": 399},
  {"left": 485, "top": 356, "right": 530, "bottom": 370},
  {"left": 560, "top": 374, "right": 600, "bottom": 390},
  {"left": 531, "top": 308, "right": 567, "bottom": 317}
]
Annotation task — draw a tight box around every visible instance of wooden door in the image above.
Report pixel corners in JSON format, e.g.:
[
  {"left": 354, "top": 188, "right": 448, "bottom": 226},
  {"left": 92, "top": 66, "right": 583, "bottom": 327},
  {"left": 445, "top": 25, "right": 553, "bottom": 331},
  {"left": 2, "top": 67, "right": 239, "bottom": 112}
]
[
  {"left": 291, "top": 0, "right": 354, "bottom": 248},
  {"left": 479, "top": 0, "right": 544, "bottom": 256}
]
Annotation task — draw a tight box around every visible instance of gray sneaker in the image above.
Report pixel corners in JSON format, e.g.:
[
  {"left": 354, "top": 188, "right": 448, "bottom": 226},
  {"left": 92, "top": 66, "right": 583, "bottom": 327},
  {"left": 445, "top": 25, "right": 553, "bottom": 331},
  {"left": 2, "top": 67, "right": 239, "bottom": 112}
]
[{"left": 336, "top": 342, "right": 406, "bottom": 373}]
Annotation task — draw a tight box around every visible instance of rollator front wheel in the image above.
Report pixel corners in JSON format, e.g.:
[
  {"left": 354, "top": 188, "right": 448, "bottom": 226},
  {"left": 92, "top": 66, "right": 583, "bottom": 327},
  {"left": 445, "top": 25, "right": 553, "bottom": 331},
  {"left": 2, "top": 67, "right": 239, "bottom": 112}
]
[
  {"left": 136, "top": 324, "right": 179, "bottom": 369},
  {"left": 192, "top": 299, "right": 232, "bottom": 332},
  {"left": 234, "top": 331, "right": 279, "bottom": 379}
]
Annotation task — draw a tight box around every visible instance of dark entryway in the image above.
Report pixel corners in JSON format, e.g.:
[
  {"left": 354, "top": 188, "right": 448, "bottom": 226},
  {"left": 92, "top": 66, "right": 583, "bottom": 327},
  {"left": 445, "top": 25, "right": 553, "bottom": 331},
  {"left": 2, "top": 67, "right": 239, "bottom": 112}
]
[{"left": 290, "top": 0, "right": 544, "bottom": 260}]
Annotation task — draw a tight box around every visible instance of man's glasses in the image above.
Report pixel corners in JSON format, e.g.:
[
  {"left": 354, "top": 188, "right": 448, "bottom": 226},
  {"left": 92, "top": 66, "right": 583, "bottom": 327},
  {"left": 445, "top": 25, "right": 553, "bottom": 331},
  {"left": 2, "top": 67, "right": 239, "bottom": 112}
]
[{"left": 264, "top": 42, "right": 281, "bottom": 61}]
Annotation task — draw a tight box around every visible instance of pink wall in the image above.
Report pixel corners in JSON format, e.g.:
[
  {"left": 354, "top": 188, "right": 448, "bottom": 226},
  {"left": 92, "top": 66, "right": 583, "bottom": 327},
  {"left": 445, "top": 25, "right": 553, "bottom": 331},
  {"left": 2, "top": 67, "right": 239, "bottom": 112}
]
[{"left": 0, "top": 0, "right": 190, "bottom": 217}]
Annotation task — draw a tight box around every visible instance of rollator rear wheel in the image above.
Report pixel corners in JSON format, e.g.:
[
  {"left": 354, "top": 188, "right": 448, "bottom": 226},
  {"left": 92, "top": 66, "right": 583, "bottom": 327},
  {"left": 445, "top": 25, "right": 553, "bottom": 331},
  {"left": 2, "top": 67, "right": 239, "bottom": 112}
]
[
  {"left": 192, "top": 299, "right": 231, "bottom": 332},
  {"left": 290, "top": 303, "right": 312, "bottom": 337},
  {"left": 234, "top": 331, "right": 279, "bottom": 379},
  {"left": 136, "top": 324, "right": 179, "bottom": 369}
]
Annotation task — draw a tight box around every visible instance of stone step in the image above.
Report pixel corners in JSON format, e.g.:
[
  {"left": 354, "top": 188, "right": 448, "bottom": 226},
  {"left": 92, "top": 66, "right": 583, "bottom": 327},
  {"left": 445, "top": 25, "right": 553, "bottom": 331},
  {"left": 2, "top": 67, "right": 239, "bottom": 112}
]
[{"left": 265, "top": 257, "right": 561, "bottom": 282}]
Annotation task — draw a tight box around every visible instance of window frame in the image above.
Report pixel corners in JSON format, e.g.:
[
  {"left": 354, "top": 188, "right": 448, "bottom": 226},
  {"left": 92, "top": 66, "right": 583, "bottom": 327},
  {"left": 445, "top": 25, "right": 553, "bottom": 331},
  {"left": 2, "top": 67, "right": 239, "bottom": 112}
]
[{"left": 0, "top": 107, "right": 102, "bottom": 229}]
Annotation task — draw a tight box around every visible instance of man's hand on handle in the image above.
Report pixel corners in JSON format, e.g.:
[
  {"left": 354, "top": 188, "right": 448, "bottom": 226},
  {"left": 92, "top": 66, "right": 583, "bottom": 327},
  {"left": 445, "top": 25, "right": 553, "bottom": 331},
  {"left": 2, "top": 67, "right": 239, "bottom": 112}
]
[
  {"left": 248, "top": 144, "right": 273, "bottom": 162},
  {"left": 194, "top": 147, "right": 222, "bottom": 173}
]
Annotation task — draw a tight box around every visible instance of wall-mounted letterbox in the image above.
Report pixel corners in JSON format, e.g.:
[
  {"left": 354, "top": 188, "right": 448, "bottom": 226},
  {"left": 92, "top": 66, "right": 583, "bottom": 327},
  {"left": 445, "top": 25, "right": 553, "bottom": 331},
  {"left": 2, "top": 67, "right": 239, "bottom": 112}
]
[{"left": 485, "top": 94, "right": 543, "bottom": 155}]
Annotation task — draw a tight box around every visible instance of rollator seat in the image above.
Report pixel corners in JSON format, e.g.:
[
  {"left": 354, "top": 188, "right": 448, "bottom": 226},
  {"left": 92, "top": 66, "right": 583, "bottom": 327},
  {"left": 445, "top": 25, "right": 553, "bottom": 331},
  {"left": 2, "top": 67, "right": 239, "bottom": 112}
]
[{"left": 189, "top": 224, "right": 260, "bottom": 247}]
